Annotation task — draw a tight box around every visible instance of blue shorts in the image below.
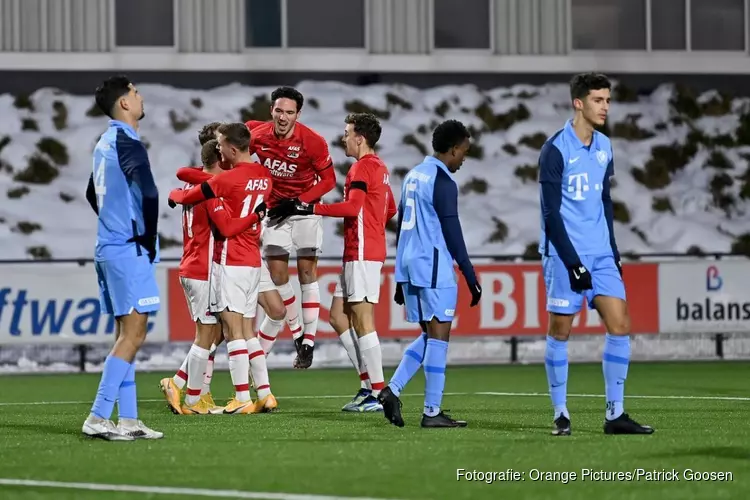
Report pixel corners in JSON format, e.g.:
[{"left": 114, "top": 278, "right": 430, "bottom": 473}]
[
  {"left": 542, "top": 254, "right": 625, "bottom": 314},
  {"left": 95, "top": 256, "right": 160, "bottom": 317},
  {"left": 404, "top": 284, "right": 457, "bottom": 323}
]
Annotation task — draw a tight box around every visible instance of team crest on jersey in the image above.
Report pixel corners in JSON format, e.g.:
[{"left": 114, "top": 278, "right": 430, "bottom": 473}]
[{"left": 596, "top": 150, "right": 608, "bottom": 167}]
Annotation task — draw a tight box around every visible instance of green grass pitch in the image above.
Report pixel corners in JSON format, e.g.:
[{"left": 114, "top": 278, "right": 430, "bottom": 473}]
[{"left": 0, "top": 361, "right": 748, "bottom": 500}]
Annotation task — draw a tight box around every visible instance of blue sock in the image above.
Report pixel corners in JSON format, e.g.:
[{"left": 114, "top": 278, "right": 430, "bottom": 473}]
[
  {"left": 389, "top": 333, "right": 427, "bottom": 397},
  {"left": 603, "top": 333, "right": 630, "bottom": 421},
  {"left": 545, "top": 336, "right": 569, "bottom": 420},
  {"left": 91, "top": 355, "right": 132, "bottom": 420},
  {"left": 423, "top": 338, "right": 448, "bottom": 417},
  {"left": 117, "top": 361, "right": 138, "bottom": 420}
]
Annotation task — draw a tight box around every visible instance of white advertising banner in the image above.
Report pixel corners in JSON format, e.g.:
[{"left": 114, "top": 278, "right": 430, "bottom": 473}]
[
  {"left": 0, "top": 264, "right": 169, "bottom": 345},
  {"left": 658, "top": 261, "right": 750, "bottom": 334}
]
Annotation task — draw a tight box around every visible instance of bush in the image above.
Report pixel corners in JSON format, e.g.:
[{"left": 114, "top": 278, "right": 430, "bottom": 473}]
[
  {"left": 0, "top": 160, "right": 12, "bottom": 174},
  {"left": 335, "top": 162, "right": 352, "bottom": 176},
  {"left": 335, "top": 222, "right": 345, "bottom": 237},
  {"left": 331, "top": 134, "right": 345, "bottom": 150},
  {"left": 474, "top": 102, "right": 530, "bottom": 132},
  {"left": 514, "top": 164, "right": 538, "bottom": 183},
  {"left": 518, "top": 132, "right": 547, "bottom": 150},
  {"left": 630, "top": 226, "right": 649, "bottom": 243},
  {"left": 52, "top": 101, "right": 68, "bottom": 130},
  {"left": 7, "top": 186, "right": 30, "bottom": 199},
  {"left": 27, "top": 246, "right": 52, "bottom": 260},
  {"left": 239, "top": 95, "right": 272, "bottom": 122},
  {"left": 37, "top": 137, "right": 69, "bottom": 165},
  {"left": 460, "top": 177, "right": 488, "bottom": 195},
  {"left": 158, "top": 233, "right": 181, "bottom": 249},
  {"left": 651, "top": 196, "right": 674, "bottom": 213},
  {"left": 516, "top": 90, "right": 538, "bottom": 99},
  {"left": 687, "top": 129, "right": 736, "bottom": 149},
  {"left": 700, "top": 91, "right": 732, "bottom": 117},
  {"left": 191, "top": 97, "right": 203, "bottom": 109},
  {"left": 709, "top": 172, "right": 735, "bottom": 215},
  {"left": 611, "top": 114, "right": 655, "bottom": 140},
  {"left": 13, "top": 94, "right": 34, "bottom": 111},
  {"left": 86, "top": 101, "right": 105, "bottom": 117},
  {"left": 522, "top": 242, "right": 541, "bottom": 261},
  {"left": 392, "top": 167, "right": 409, "bottom": 179},
  {"left": 0, "top": 135, "right": 10, "bottom": 154},
  {"left": 14, "top": 221, "right": 42, "bottom": 234},
  {"left": 654, "top": 122, "right": 668, "bottom": 131},
  {"left": 487, "top": 217, "right": 508, "bottom": 243},
  {"left": 686, "top": 245, "right": 705, "bottom": 256},
  {"left": 670, "top": 84, "right": 701, "bottom": 119},
  {"left": 613, "top": 83, "right": 639, "bottom": 103},
  {"left": 731, "top": 233, "right": 750, "bottom": 256},
  {"left": 307, "top": 98, "right": 320, "bottom": 110},
  {"left": 705, "top": 150, "right": 732, "bottom": 170},
  {"left": 466, "top": 143, "right": 484, "bottom": 159},
  {"left": 13, "top": 155, "right": 59, "bottom": 184},
  {"left": 169, "top": 110, "right": 192, "bottom": 133},
  {"left": 416, "top": 124, "right": 429, "bottom": 135},
  {"left": 402, "top": 134, "right": 428, "bottom": 156},
  {"left": 735, "top": 110, "right": 750, "bottom": 146},
  {"left": 433, "top": 100, "right": 450, "bottom": 117},
  {"left": 22, "top": 118, "right": 39, "bottom": 131},
  {"left": 385, "top": 93, "right": 412, "bottom": 110},
  {"left": 502, "top": 144, "right": 519, "bottom": 156},
  {"left": 631, "top": 142, "right": 697, "bottom": 190},
  {"left": 59, "top": 192, "right": 74, "bottom": 203},
  {"left": 343, "top": 100, "right": 390, "bottom": 120},
  {"left": 739, "top": 166, "right": 750, "bottom": 200},
  {"left": 612, "top": 201, "right": 631, "bottom": 223}
]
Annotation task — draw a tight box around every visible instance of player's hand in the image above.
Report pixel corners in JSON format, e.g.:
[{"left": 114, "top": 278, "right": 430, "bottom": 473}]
[
  {"left": 267, "top": 198, "right": 298, "bottom": 220},
  {"left": 394, "top": 282, "right": 405, "bottom": 305},
  {"left": 254, "top": 201, "right": 267, "bottom": 220},
  {"left": 128, "top": 233, "right": 158, "bottom": 263},
  {"left": 168, "top": 188, "right": 183, "bottom": 208},
  {"left": 468, "top": 282, "right": 482, "bottom": 307},
  {"left": 567, "top": 264, "right": 593, "bottom": 292},
  {"left": 293, "top": 200, "right": 314, "bottom": 216}
]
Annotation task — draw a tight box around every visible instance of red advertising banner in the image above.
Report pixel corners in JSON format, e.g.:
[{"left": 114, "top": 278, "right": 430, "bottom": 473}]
[{"left": 168, "top": 263, "right": 659, "bottom": 341}]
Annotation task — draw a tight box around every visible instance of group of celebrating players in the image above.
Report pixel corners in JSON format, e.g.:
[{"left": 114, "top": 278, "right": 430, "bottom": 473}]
[{"left": 80, "top": 71, "right": 653, "bottom": 441}]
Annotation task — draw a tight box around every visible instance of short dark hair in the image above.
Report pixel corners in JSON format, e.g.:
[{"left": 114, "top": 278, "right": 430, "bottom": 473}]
[
  {"left": 198, "top": 122, "right": 222, "bottom": 146},
  {"left": 344, "top": 113, "right": 382, "bottom": 148},
  {"left": 570, "top": 72, "right": 611, "bottom": 102},
  {"left": 94, "top": 75, "right": 132, "bottom": 119},
  {"left": 271, "top": 86, "right": 304, "bottom": 112},
  {"left": 216, "top": 122, "right": 251, "bottom": 152},
  {"left": 201, "top": 139, "right": 220, "bottom": 167},
  {"left": 432, "top": 120, "right": 470, "bottom": 154}
]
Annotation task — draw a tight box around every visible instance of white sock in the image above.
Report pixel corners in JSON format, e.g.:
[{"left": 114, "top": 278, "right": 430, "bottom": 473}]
[
  {"left": 278, "top": 282, "right": 303, "bottom": 340},
  {"left": 227, "top": 339, "right": 251, "bottom": 403},
  {"left": 258, "top": 317, "right": 285, "bottom": 354},
  {"left": 247, "top": 337, "right": 271, "bottom": 399},
  {"left": 300, "top": 282, "right": 320, "bottom": 347},
  {"left": 200, "top": 345, "right": 216, "bottom": 396},
  {"left": 173, "top": 352, "right": 189, "bottom": 389},
  {"left": 339, "top": 328, "right": 371, "bottom": 390},
  {"left": 185, "top": 344, "right": 209, "bottom": 406},
  {"left": 358, "top": 331, "right": 384, "bottom": 397}
]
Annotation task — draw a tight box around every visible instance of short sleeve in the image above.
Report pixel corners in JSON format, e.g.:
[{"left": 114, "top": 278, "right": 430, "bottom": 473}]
[{"left": 308, "top": 133, "right": 332, "bottom": 172}]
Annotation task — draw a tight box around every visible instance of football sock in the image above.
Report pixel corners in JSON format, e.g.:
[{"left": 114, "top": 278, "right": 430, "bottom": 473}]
[
  {"left": 173, "top": 352, "right": 189, "bottom": 389},
  {"left": 117, "top": 361, "right": 138, "bottom": 420},
  {"left": 278, "top": 282, "right": 303, "bottom": 340},
  {"left": 358, "top": 331, "right": 384, "bottom": 397},
  {"left": 258, "top": 317, "right": 285, "bottom": 354},
  {"left": 603, "top": 333, "right": 630, "bottom": 421},
  {"left": 227, "top": 339, "right": 251, "bottom": 403},
  {"left": 338, "top": 328, "right": 371, "bottom": 390},
  {"left": 91, "top": 355, "right": 131, "bottom": 420},
  {"left": 185, "top": 345, "right": 209, "bottom": 406},
  {"left": 545, "top": 336, "right": 570, "bottom": 420},
  {"left": 423, "top": 338, "right": 448, "bottom": 417},
  {"left": 300, "top": 282, "right": 320, "bottom": 347},
  {"left": 389, "top": 332, "right": 427, "bottom": 397},
  {"left": 200, "top": 345, "right": 216, "bottom": 396},
  {"left": 247, "top": 338, "right": 271, "bottom": 399}
]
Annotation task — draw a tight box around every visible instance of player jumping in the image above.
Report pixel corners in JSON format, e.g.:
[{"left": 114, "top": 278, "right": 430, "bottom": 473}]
[
  {"left": 169, "top": 123, "right": 277, "bottom": 414},
  {"left": 82, "top": 75, "right": 163, "bottom": 440},
  {"left": 247, "top": 86, "right": 336, "bottom": 369},
  {"left": 538, "top": 72, "right": 653, "bottom": 436},
  {"left": 270, "top": 113, "right": 397, "bottom": 412},
  {"left": 378, "top": 120, "right": 482, "bottom": 428}
]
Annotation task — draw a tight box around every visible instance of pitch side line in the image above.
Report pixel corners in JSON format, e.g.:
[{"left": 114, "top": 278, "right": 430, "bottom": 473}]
[
  {"left": 0, "top": 479, "right": 403, "bottom": 500},
  {"left": 0, "top": 391, "right": 748, "bottom": 407}
]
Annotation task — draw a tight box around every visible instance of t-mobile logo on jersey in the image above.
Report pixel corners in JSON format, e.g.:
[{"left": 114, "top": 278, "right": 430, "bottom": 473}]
[{"left": 567, "top": 173, "right": 601, "bottom": 200}]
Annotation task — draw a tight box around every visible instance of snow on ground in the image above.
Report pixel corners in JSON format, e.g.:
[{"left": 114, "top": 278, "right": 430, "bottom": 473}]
[{"left": 1, "top": 80, "right": 749, "bottom": 260}]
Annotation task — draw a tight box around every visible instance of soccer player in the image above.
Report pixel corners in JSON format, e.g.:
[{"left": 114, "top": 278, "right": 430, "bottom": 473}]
[
  {"left": 538, "top": 72, "right": 653, "bottom": 436},
  {"left": 169, "top": 122, "right": 277, "bottom": 414},
  {"left": 270, "top": 113, "right": 397, "bottom": 412},
  {"left": 247, "top": 87, "right": 336, "bottom": 369},
  {"left": 378, "top": 120, "right": 482, "bottom": 428},
  {"left": 81, "top": 75, "right": 163, "bottom": 440},
  {"left": 161, "top": 138, "right": 267, "bottom": 415}
]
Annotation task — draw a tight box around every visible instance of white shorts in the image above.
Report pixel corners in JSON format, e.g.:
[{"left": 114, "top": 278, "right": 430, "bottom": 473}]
[
  {"left": 209, "top": 264, "right": 261, "bottom": 319},
  {"left": 333, "top": 261, "right": 383, "bottom": 303},
  {"left": 179, "top": 276, "right": 217, "bottom": 325},
  {"left": 262, "top": 215, "right": 323, "bottom": 257},
  {"left": 259, "top": 259, "right": 276, "bottom": 294}
]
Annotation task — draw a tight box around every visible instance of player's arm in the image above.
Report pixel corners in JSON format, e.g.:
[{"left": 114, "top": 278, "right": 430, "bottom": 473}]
[
  {"left": 118, "top": 132, "right": 159, "bottom": 240},
  {"left": 312, "top": 183, "right": 366, "bottom": 217},
  {"left": 601, "top": 159, "right": 621, "bottom": 269},
  {"left": 539, "top": 145, "right": 581, "bottom": 269},
  {"left": 169, "top": 175, "right": 223, "bottom": 206},
  {"left": 205, "top": 198, "right": 261, "bottom": 238},
  {"left": 176, "top": 166, "right": 211, "bottom": 185},
  {"left": 433, "top": 170, "right": 477, "bottom": 287},
  {"left": 386, "top": 185, "right": 397, "bottom": 220},
  {"left": 298, "top": 137, "right": 336, "bottom": 204},
  {"left": 85, "top": 173, "right": 98, "bottom": 215}
]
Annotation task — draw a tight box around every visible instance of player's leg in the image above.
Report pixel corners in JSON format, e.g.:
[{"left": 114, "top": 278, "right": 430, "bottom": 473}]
[
  {"left": 256, "top": 267, "right": 287, "bottom": 354},
  {"left": 591, "top": 255, "right": 653, "bottom": 435},
  {"left": 292, "top": 216, "right": 324, "bottom": 368},
  {"left": 200, "top": 323, "right": 223, "bottom": 402},
  {"left": 180, "top": 317, "right": 216, "bottom": 415}
]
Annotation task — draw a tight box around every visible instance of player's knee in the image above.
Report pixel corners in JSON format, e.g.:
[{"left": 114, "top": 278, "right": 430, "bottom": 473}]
[
  {"left": 270, "top": 269, "right": 290, "bottom": 286},
  {"left": 350, "top": 311, "right": 375, "bottom": 335},
  {"left": 297, "top": 267, "right": 317, "bottom": 285},
  {"left": 329, "top": 309, "right": 348, "bottom": 333},
  {"left": 607, "top": 313, "right": 631, "bottom": 335},
  {"left": 548, "top": 313, "right": 574, "bottom": 340},
  {"left": 267, "top": 303, "right": 286, "bottom": 321}
]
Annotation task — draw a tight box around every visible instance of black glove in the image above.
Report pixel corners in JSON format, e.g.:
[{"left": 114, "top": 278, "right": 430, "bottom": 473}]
[
  {"left": 468, "top": 281, "right": 482, "bottom": 307},
  {"left": 128, "top": 233, "right": 158, "bottom": 263},
  {"left": 254, "top": 201, "right": 267, "bottom": 220},
  {"left": 293, "top": 200, "right": 314, "bottom": 216},
  {"left": 567, "top": 264, "right": 593, "bottom": 292},
  {"left": 167, "top": 189, "right": 181, "bottom": 209},
  {"left": 394, "top": 282, "right": 405, "bottom": 305},
  {"left": 267, "top": 198, "right": 299, "bottom": 220}
]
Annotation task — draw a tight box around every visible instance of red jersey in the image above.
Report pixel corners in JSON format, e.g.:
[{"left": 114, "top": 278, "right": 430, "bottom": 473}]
[
  {"left": 179, "top": 184, "right": 215, "bottom": 281},
  {"left": 246, "top": 120, "right": 333, "bottom": 206}
]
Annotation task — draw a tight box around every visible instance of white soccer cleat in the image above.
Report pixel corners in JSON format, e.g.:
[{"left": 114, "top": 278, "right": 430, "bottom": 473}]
[
  {"left": 116, "top": 418, "right": 164, "bottom": 440},
  {"left": 82, "top": 415, "right": 134, "bottom": 441}
]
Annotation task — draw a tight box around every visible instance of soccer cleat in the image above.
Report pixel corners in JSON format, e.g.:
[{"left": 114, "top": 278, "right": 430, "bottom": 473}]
[
  {"left": 604, "top": 413, "right": 654, "bottom": 435},
  {"left": 199, "top": 393, "right": 221, "bottom": 412},
  {"left": 552, "top": 415, "right": 571, "bottom": 436},
  {"left": 82, "top": 415, "right": 134, "bottom": 441},
  {"left": 253, "top": 394, "right": 279, "bottom": 413},
  {"left": 358, "top": 395, "right": 383, "bottom": 412},
  {"left": 222, "top": 397, "right": 260, "bottom": 415},
  {"left": 378, "top": 386, "right": 404, "bottom": 427},
  {"left": 294, "top": 344, "right": 314, "bottom": 369},
  {"left": 341, "top": 388, "right": 371, "bottom": 412},
  {"left": 159, "top": 377, "right": 183, "bottom": 415},
  {"left": 421, "top": 411, "right": 467, "bottom": 428},
  {"left": 181, "top": 397, "right": 213, "bottom": 415},
  {"left": 117, "top": 418, "right": 164, "bottom": 439},
  {"left": 292, "top": 336, "right": 304, "bottom": 368}
]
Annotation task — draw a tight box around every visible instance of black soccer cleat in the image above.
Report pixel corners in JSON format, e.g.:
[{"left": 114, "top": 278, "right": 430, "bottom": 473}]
[
  {"left": 552, "top": 415, "right": 571, "bottom": 436},
  {"left": 603, "top": 413, "right": 654, "bottom": 435},
  {"left": 294, "top": 344, "right": 314, "bottom": 369},
  {"left": 378, "top": 386, "right": 404, "bottom": 428},
  {"left": 421, "top": 411, "right": 467, "bottom": 428}
]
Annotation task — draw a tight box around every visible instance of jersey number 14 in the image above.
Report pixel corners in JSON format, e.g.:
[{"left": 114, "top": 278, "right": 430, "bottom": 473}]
[{"left": 240, "top": 193, "right": 264, "bottom": 230}]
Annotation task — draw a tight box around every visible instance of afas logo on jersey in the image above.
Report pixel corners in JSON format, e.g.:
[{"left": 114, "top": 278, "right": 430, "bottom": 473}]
[
  {"left": 245, "top": 178, "right": 270, "bottom": 191},
  {"left": 263, "top": 158, "right": 297, "bottom": 178},
  {"left": 287, "top": 146, "right": 301, "bottom": 159}
]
